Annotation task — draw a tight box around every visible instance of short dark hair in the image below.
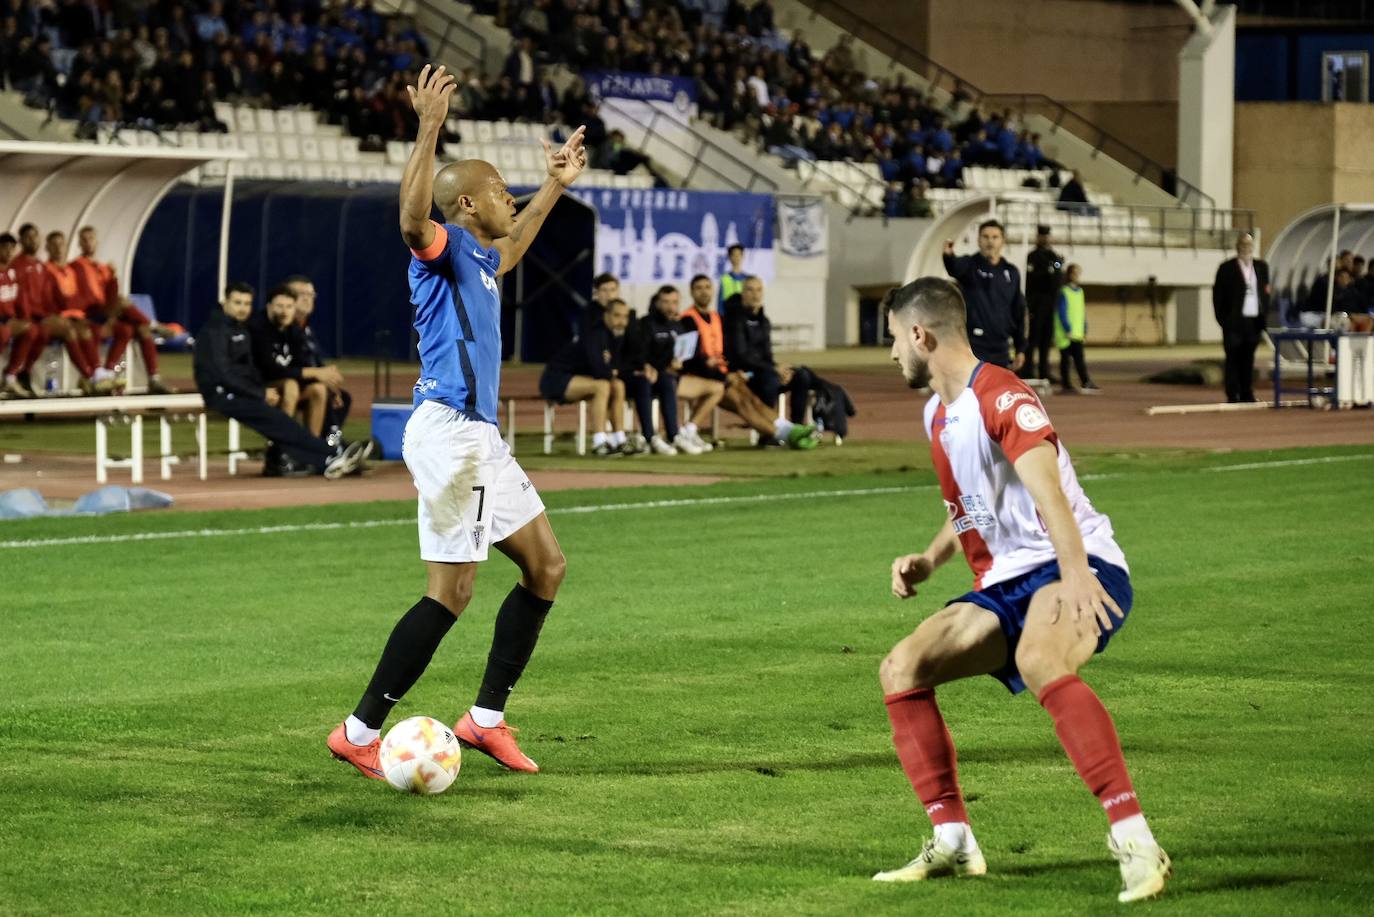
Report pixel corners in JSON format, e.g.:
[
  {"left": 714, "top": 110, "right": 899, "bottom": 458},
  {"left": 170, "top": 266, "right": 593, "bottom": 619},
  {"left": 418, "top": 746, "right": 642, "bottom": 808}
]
[
  {"left": 650, "top": 284, "right": 677, "bottom": 309},
  {"left": 727, "top": 244, "right": 744, "bottom": 256},
  {"left": 978, "top": 219, "right": 1005, "bottom": 235},
  {"left": 1036, "top": 224, "right": 1051, "bottom": 236},
  {"left": 0, "top": 232, "right": 15, "bottom": 245},
  {"left": 1355, "top": 256, "right": 1367, "bottom": 266},
  {"left": 267, "top": 283, "right": 297, "bottom": 302},
  {"left": 78, "top": 225, "right": 96, "bottom": 235},
  {"left": 17, "top": 223, "right": 36, "bottom": 236},
  {"left": 45, "top": 230, "right": 63, "bottom": 242},
  {"left": 689, "top": 274, "right": 712, "bottom": 287},
  {"left": 593, "top": 272, "right": 619, "bottom": 289},
  {"left": 283, "top": 274, "right": 312, "bottom": 287},
  {"left": 225, "top": 281, "right": 254, "bottom": 297},
  {"left": 884, "top": 277, "right": 968, "bottom": 340},
  {"left": 606, "top": 297, "right": 628, "bottom": 310}
]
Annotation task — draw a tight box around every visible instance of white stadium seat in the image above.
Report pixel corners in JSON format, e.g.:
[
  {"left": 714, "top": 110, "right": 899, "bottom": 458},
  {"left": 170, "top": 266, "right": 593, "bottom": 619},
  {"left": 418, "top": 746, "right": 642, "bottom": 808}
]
[
  {"left": 343, "top": 163, "right": 365, "bottom": 181},
  {"left": 238, "top": 135, "right": 260, "bottom": 158},
  {"left": 235, "top": 106, "right": 256, "bottom": 133},
  {"left": 265, "top": 161, "right": 287, "bottom": 179},
  {"left": 493, "top": 120, "right": 511, "bottom": 141},
  {"left": 244, "top": 161, "right": 267, "bottom": 179},
  {"left": 300, "top": 137, "right": 320, "bottom": 161},
  {"left": 339, "top": 140, "right": 360, "bottom": 163},
  {"left": 303, "top": 162, "right": 325, "bottom": 180},
  {"left": 324, "top": 164, "right": 345, "bottom": 181},
  {"left": 255, "top": 108, "right": 276, "bottom": 133},
  {"left": 475, "top": 121, "right": 494, "bottom": 142},
  {"left": 317, "top": 138, "right": 339, "bottom": 162},
  {"left": 386, "top": 141, "right": 408, "bottom": 165},
  {"left": 509, "top": 122, "right": 533, "bottom": 141},
  {"left": 259, "top": 135, "right": 280, "bottom": 159},
  {"left": 457, "top": 118, "right": 477, "bottom": 140},
  {"left": 281, "top": 136, "right": 301, "bottom": 160},
  {"left": 213, "top": 102, "right": 234, "bottom": 125},
  {"left": 516, "top": 146, "right": 539, "bottom": 171},
  {"left": 284, "top": 162, "right": 306, "bottom": 179},
  {"left": 275, "top": 109, "right": 295, "bottom": 133},
  {"left": 295, "top": 110, "right": 316, "bottom": 134}
]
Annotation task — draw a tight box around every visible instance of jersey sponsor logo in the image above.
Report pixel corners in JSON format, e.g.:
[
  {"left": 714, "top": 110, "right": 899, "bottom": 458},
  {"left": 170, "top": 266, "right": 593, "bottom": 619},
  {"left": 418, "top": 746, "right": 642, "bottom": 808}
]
[
  {"left": 1016, "top": 403, "right": 1050, "bottom": 431},
  {"left": 416, "top": 378, "right": 439, "bottom": 393},
  {"left": 479, "top": 270, "right": 499, "bottom": 297},
  {"left": 995, "top": 390, "right": 1034, "bottom": 413}
]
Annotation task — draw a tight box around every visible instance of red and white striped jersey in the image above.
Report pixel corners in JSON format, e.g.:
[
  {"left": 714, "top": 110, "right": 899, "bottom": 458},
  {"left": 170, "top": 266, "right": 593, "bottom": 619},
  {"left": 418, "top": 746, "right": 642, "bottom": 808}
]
[
  {"left": 923, "top": 363, "right": 1127, "bottom": 589},
  {"left": 0, "top": 264, "right": 18, "bottom": 318}
]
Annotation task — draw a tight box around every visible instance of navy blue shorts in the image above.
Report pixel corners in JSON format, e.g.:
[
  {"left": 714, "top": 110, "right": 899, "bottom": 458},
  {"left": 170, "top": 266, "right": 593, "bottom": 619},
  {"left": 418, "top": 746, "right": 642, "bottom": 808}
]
[{"left": 949, "top": 554, "right": 1133, "bottom": 695}]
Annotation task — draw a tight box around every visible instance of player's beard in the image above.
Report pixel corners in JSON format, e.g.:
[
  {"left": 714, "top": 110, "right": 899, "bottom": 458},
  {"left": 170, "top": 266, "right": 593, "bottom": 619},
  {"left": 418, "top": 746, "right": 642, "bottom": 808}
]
[{"left": 902, "top": 353, "right": 931, "bottom": 389}]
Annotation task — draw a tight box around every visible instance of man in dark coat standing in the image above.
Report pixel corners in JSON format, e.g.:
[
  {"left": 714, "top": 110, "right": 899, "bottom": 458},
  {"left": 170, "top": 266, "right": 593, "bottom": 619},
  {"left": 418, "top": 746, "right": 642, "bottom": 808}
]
[
  {"left": 1212, "top": 233, "right": 1270, "bottom": 403},
  {"left": 1024, "top": 224, "right": 1064, "bottom": 381}
]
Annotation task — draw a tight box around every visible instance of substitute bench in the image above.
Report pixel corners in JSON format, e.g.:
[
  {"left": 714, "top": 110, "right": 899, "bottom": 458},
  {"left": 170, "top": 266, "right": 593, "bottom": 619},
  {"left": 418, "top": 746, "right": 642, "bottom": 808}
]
[{"left": 0, "top": 394, "right": 249, "bottom": 482}]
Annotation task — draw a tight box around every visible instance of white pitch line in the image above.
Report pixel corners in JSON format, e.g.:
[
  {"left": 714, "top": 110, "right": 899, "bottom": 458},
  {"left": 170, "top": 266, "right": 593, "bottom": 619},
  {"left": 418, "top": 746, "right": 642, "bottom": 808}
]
[
  {"left": 0, "top": 485, "right": 930, "bottom": 550},
  {"left": 1, "top": 452, "right": 1367, "bottom": 551}
]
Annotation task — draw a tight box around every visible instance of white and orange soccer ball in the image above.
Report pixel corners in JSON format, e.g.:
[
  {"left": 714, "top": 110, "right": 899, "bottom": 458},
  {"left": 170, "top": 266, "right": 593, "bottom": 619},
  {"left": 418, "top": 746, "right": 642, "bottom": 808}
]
[{"left": 378, "top": 716, "right": 462, "bottom": 794}]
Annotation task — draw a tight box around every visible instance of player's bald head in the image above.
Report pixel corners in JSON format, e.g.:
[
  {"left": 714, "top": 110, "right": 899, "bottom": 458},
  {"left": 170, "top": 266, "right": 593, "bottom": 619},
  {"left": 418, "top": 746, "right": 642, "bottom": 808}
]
[
  {"left": 884, "top": 277, "right": 968, "bottom": 340},
  {"left": 434, "top": 159, "right": 502, "bottom": 217}
]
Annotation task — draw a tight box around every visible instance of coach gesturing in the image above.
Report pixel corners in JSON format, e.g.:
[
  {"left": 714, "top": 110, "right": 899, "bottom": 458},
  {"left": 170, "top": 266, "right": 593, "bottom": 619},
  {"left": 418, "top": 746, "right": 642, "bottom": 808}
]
[{"left": 943, "top": 220, "right": 1027, "bottom": 371}]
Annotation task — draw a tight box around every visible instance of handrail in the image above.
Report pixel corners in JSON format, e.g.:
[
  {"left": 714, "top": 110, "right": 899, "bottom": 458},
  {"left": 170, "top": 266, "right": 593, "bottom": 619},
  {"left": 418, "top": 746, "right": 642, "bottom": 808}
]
[
  {"left": 977, "top": 193, "right": 1254, "bottom": 250},
  {"left": 791, "top": 0, "right": 1213, "bottom": 209}
]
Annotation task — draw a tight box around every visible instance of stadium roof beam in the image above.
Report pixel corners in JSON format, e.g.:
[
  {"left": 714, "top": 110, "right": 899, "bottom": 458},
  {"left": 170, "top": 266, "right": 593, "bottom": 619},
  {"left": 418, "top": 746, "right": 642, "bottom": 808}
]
[
  {"left": 0, "top": 142, "right": 244, "bottom": 298},
  {"left": 1174, "top": 0, "right": 1214, "bottom": 37}
]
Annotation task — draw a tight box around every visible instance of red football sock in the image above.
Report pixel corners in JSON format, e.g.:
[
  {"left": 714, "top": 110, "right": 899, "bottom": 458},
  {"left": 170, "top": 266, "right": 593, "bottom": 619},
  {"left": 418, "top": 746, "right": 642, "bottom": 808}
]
[
  {"left": 884, "top": 687, "right": 969, "bottom": 825},
  {"left": 65, "top": 336, "right": 95, "bottom": 378},
  {"left": 104, "top": 322, "right": 133, "bottom": 369},
  {"left": 1037, "top": 675, "right": 1142, "bottom": 823},
  {"left": 18, "top": 326, "right": 47, "bottom": 375},
  {"left": 137, "top": 330, "right": 159, "bottom": 375},
  {"left": 82, "top": 334, "right": 101, "bottom": 374}
]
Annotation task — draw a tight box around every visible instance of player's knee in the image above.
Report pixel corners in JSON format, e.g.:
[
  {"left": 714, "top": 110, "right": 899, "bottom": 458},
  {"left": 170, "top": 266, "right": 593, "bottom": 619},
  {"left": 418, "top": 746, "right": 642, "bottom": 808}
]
[
  {"left": 1013, "top": 639, "right": 1063, "bottom": 694},
  {"left": 525, "top": 549, "right": 566, "bottom": 596},
  {"left": 432, "top": 580, "right": 473, "bottom": 616},
  {"left": 880, "top": 640, "right": 932, "bottom": 692}
]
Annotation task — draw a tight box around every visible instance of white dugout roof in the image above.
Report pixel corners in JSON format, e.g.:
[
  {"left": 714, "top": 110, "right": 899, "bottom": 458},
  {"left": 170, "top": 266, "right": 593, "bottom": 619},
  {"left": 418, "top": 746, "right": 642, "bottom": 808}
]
[{"left": 0, "top": 141, "right": 244, "bottom": 295}]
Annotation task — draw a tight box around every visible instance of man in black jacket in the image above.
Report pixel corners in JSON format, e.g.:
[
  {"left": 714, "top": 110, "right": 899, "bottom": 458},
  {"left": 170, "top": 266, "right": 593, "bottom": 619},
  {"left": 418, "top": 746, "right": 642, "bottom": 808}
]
[
  {"left": 1023, "top": 225, "right": 1063, "bottom": 382},
  {"left": 193, "top": 282, "right": 365, "bottom": 478},
  {"left": 539, "top": 296, "right": 630, "bottom": 456},
  {"left": 624, "top": 285, "right": 723, "bottom": 455},
  {"left": 723, "top": 276, "right": 814, "bottom": 422},
  {"left": 943, "top": 220, "right": 1027, "bottom": 370},
  {"left": 250, "top": 283, "right": 347, "bottom": 439},
  {"left": 1212, "top": 233, "right": 1270, "bottom": 403}
]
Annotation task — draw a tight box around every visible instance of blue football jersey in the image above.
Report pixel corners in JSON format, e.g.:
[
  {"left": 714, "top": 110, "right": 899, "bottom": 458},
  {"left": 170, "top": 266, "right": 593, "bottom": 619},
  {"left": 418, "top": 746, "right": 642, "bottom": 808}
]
[{"left": 408, "top": 223, "right": 503, "bottom": 423}]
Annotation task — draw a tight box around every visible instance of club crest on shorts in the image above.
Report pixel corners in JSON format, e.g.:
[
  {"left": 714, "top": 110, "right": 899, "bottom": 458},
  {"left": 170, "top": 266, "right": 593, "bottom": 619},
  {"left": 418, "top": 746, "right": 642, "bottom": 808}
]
[{"left": 472, "top": 524, "right": 485, "bottom": 550}]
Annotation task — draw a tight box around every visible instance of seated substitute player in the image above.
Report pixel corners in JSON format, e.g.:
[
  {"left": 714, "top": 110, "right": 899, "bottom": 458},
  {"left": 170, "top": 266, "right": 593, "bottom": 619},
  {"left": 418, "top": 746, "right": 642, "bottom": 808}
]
[
  {"left": 539, "top": 296, "right": 630, "bottom": 456},
  {"left": 0, "top": 232, "right": 40, "bottom": 398},
  {"left": 193, "top": 281, "right": 368, "bottom": 479},
  {"left": 874, "top": 277, "right": 1170, "bottom": 903},
  {"left": 71, "top": 225, "right": 175, "bottom": 394},
  {"left": 327, "top": 64, "right": 587, "bottom": 777},
  {"left": 680, "top": 274, "right": 817, "bottom": 449},
  {"left": 284, "top": 273, "right": 352, "bottom": 442},
  {"left": 723, "top": 275, "right": 816, "bottom": 421},
  {"left": 623, "top": 284, "right": 723, "bottom": 455}
]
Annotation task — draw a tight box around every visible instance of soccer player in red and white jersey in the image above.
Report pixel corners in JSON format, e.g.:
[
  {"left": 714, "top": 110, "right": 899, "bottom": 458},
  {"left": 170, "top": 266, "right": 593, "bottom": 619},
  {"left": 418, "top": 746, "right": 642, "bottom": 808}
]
[
  {"left": 40, "top": 229, "right": 114, "bottom": 393},
  {"left": 72, "top": 225, "right": 174, "bottom": 393},
  {"left": 0, "top": 232, "right": 40, "bottom": 397},
  {"left": 874, "top": 278, "right": 1170, "bottom": 903},
  {"left": 4, "top": 224, "right": 107, "bottom": 395}
]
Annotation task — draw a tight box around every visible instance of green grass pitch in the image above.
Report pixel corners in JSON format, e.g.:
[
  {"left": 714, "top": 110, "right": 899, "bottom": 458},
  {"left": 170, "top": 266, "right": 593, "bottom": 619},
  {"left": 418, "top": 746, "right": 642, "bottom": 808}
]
[{"left": 1, "top": 446, "right": 1371, "bottom": 915}]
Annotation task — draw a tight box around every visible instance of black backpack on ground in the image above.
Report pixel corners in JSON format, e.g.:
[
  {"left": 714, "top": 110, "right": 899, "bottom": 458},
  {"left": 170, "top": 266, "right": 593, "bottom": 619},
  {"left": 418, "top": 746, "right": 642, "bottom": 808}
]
[{"left": 809, "top": 372, "right": 856, "bottom": 438}]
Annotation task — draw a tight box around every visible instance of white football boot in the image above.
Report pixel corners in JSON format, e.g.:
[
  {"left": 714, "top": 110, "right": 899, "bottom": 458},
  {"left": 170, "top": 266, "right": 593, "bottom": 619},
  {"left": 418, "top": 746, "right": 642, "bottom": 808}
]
[
  {"left": 1109, "top": 835, "right": 1171, "bottom": 903},
  {"left": 873, "top": 834, "right": 987, "bottom": 882}
]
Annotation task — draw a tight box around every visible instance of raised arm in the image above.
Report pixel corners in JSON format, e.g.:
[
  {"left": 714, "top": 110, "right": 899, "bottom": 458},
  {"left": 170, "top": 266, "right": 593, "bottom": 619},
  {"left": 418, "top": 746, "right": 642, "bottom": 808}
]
[
  {"left": 1013, "top": 441, "right": 1123, "bottom": 634},
  {"left": 494, "top": 126, "right": 587, "bottom": 276},
  {"left": 399, "top": 64, "right": 456, "bottom": 252}
]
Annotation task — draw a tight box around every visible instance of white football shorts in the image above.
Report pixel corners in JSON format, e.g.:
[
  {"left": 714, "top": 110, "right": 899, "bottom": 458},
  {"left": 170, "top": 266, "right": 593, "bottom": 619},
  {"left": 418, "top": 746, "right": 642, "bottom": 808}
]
[{"left": 402, "top": 400, "right": 545, "bottom": 563}]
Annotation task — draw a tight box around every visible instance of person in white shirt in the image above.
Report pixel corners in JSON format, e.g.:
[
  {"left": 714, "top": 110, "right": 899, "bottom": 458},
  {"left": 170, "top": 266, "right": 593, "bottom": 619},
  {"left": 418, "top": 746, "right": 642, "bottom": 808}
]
[{"left": 1212, "top": 233, "right": 1271, "bottom": 403}]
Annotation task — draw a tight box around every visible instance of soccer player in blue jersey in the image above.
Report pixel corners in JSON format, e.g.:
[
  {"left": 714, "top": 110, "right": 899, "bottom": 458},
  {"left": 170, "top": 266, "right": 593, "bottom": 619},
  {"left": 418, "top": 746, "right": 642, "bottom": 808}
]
[{"left": 328, "top": 64, "right": 587, "bottom": 777}]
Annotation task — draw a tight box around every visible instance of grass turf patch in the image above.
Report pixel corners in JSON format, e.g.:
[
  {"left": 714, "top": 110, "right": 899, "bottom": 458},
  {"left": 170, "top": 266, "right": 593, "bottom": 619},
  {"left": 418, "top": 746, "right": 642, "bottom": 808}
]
[{"left": 1, "top": 447, "right": 1371, "bottom": 914}]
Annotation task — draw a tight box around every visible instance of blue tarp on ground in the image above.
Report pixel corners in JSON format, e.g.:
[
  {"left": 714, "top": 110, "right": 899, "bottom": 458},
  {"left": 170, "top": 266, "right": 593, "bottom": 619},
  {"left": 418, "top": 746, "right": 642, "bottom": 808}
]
[{"left": 0, "top": 487, "right": 174, "bottom": 519}]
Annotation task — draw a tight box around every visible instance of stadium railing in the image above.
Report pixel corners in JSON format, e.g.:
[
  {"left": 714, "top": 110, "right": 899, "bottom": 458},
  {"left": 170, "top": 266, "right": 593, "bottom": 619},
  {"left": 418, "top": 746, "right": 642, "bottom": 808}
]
[
  {"left": 789, "top": 0, "right": 1213, "bottom": 209},
  {"left": 974, "top": 194, "right": 1255, "bottom": 250}
]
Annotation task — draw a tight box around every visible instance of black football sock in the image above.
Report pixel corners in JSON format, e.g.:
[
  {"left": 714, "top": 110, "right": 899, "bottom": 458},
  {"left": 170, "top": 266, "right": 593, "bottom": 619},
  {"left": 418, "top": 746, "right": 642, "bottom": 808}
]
[
  {"left": 473, "top": 583, "right": 554, "bottom": 714},
  {"left": 353, "top": 597, "right": 456, "bottom": 729}
]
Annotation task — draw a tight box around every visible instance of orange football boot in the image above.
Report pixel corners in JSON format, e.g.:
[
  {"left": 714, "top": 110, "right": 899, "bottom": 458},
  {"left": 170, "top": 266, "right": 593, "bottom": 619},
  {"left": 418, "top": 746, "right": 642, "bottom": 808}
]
[
  {"left": 453, "top": 712, "right": 539, "bottom": 772},
  {"left": 327, "top": 722, "right": 385, "bottom": 780}
]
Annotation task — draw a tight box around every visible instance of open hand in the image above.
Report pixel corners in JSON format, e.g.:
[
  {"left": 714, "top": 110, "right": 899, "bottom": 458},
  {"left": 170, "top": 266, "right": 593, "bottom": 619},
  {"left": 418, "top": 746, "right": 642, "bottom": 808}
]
[
  {"left": 542, "top": 125, "right": 588, "bottom": 187},
  {"left": 406, "top": 64, "right": 455, "bottom": 127},
  {"left": 1048, "top": 568, "right": 1124, "bottom": 636}
]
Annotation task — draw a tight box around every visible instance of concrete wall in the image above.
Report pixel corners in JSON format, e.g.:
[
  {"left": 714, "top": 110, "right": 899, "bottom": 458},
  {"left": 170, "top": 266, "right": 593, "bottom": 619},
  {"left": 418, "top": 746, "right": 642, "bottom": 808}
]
[
  {"left": 823, "top": 206, "right": 932, "bottom": 345},
  {"left": 833, "top": 0, "right": 1186, "bottom": 102},
  {"left": 1062, "top": 101, "right": 1179, "bottom": 170},
  {"left": 1234, "top": 102, "right": 1374, "bottom": 246}
]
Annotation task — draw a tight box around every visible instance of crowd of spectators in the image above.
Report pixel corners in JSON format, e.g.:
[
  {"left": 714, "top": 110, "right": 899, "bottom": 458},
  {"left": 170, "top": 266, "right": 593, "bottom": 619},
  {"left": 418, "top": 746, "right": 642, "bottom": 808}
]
[
  {"left": 0, "top": 0, "right": 444, "bottom": 147},
  {"left": 474, "top": 0, "right": 1055, "bottom": 207}
]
